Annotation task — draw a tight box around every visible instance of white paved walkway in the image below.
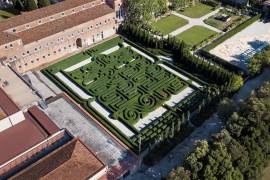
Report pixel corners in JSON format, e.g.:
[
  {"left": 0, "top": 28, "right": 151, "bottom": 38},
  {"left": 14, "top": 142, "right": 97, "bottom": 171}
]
[
  {"left": 165, "top": 87, "right": 194, "bottom": 107},
  {"left": 55, "top": 72, "right": 92, "bottom": 99},
  {"left": 134, "top": 107, "right": 167, "bottom": 131},
  {"left": 90, "top": 101, "right": 135, "bottom": 137},
  {"left": 64, "top": 57, "right": 92, "bottom": 72}
]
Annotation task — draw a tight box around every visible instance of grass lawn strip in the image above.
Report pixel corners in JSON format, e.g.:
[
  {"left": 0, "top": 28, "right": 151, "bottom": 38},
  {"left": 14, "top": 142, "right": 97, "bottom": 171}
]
[
  {"left": 152, "top": 15, "right": 188, "bottom": 35},
  {"left": 123, "top": 42, "right": 155, "bottom": 63},
  {"left": 101, "top": 45, "right": 120, "bottom": 55},
  {"left": 55, "top": 72, "right": 92, "bottom": 99},
  {"left": 90, "top": 101, "right": 135, "bottom": 137},
  {"left": 64, "top": 57, "right": 92, "bottom": 72},
  {"left": 179, "top": 3, "right": 214, "bottom": 18},
  {"left": 0, "top": 9, "right": 15, "bottom": 19},
  {"left": 158, "top": 63, "right": 202, "bottom": 88},
  {"left": 175, "top": 25, "right": 217, "bottom": 47}
]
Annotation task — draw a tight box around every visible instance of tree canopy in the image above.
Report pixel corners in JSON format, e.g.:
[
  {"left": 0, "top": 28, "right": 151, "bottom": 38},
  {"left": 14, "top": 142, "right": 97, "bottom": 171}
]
[{"left": 168, "top": 81, "right": 270, "bottom": 180}]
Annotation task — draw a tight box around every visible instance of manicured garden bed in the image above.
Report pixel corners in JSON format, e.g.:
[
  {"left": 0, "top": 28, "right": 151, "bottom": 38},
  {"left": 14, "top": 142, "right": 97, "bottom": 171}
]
[
  {"left": 179, "top": 3, "right": 215, "bottom": 18},
  {"left": 151, "top": 15, "right": 188, "bottom": 35},
  {"left": 43, "top": 36, "right": 205, "bottom": 152},
  {"left": 176, "top": 25, "right": 217, "bottom": 47}
]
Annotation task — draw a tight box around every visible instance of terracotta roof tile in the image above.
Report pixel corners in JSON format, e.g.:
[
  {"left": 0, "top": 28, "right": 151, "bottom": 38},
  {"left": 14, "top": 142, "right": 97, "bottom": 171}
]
[
  {"left": 0, "top": 88, "right": 19, "bottom": 118},
  {"left": 0, "top": 113, "right": 48, "bottom": 165},
  {"left": 17, "top": 3, "right": 114, "bottom": 44},
  {"left": 10, "top": 139, "right": 106, "bottom": 180},
  {"left": 0, "top": 32, "right": 20, "bottom": 46},
  {"left": 28, "top": 106, "right": 59, "bottom": 135},
  {"left": 0, "top": 0, "right": 96, "bottom": 31}
]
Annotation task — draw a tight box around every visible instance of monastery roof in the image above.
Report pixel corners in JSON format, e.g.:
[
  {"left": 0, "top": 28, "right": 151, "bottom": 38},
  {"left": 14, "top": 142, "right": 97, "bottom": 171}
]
[
  {"left": 0, "top": 32, "right": 20, "bottom": 46},
  {"left": 0, "top": 112, "right": 48, "bottom": 165},
  {"left": 0, "top": 88, "right": 19, "bottom": 120},
  {"left": 10, "top": 139, "right": 106, "bottom": 180},
  {"left": 17, "top": 3, "right": 114, "bottom": 44},
  {"left": 0, "top": 0, "right": 96, "bottom": 31}
]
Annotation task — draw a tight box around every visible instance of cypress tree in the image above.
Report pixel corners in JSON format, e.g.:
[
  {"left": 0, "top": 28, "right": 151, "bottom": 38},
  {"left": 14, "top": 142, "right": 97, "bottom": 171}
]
[{"left": 25, "top": 0, "right": 38, "bottom": 11}]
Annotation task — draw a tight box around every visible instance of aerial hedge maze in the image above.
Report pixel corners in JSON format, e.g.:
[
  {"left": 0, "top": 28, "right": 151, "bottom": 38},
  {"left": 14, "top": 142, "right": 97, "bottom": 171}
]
[{"left": 43, "top": 37, "right": 206, "bottom": 152}]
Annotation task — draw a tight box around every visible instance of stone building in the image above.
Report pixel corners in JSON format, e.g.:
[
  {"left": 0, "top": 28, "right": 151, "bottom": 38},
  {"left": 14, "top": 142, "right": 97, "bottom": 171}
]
[{"left": 0, "top": 0, "right": 124, "bottom": 73}]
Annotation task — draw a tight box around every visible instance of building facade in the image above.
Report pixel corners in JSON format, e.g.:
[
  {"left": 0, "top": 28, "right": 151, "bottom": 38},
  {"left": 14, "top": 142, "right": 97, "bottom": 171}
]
[{"left": 0, "top": 0, "right": 124, "bottom": 73}]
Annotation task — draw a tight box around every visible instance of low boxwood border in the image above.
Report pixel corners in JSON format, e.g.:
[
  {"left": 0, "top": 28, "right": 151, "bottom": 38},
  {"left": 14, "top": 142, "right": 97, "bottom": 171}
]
[{"left": 42, "top": 69, "right": 139, "bottom": 152}]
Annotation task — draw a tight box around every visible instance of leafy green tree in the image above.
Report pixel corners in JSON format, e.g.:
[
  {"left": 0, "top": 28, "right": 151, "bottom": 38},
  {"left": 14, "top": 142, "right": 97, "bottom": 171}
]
[
  {"left": 25, "top": 0, "right": 38, "bottom": 11},
  {"left": 167, "top": 167, "right": 191, "bottom": 180},
  {"left": 217, "top": 98, "right": 237, "bottom": 121},
  {"left": 38, "top": 0, "right": 51, "bottom": 8}
]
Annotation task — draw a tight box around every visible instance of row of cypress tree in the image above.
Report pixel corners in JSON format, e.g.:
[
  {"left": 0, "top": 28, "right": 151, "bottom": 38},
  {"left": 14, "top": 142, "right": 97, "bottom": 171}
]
[{"left": 12, "top": 0, "right": 51, "bottom": 11}]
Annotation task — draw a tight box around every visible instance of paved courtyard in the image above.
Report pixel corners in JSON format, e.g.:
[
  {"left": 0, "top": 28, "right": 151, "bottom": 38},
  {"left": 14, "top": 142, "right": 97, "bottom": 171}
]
[
  {"left": 45, "top": 97, "right": 136, "bottom": 167},
  {"left": 210, "top": 21, "right": 270, "bottom": 70}
]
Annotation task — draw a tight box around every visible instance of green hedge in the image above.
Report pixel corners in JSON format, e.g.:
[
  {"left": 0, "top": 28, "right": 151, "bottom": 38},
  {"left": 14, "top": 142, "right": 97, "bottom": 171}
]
[{"left": 203, "top": 14, "right": 261, "bottom": 51}]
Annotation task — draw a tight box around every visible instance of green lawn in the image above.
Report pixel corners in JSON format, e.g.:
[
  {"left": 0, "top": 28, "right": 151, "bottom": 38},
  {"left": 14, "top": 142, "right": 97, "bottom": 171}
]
[
  {"left": 0, "top": 9, "right": 16, "bottom": 20},
  {"left": 176, "top": 25, "right": 217, "bottom": 47},
  {"left": 179, "top": 3, "right": 215, "bottom": 18},
  {"left": 152, "top": 15, "right": 188, "bottom": 35}
]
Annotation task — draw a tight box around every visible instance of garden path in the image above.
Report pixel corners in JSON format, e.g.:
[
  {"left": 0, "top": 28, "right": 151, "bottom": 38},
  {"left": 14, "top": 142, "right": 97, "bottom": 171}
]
[{"left": 166, "top": 8, "right": 222, "bottom": 38}]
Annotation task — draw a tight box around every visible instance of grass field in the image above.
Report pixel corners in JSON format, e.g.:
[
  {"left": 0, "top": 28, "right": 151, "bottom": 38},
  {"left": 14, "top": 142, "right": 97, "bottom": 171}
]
[
  {"left": 176, "top": 25, "right": 217, "bottom": 47},
  {"left": 0, "top": 9, "right": 15, "bottom": 21},
  {"left": 152, "top": 15, "right": 188, "bottom": 35},
  {"left": 43, "top": 36, "right": 204, "bottom": 151},
  {"left": 179, "top": 3, "right": 214, "bottom": 18}
]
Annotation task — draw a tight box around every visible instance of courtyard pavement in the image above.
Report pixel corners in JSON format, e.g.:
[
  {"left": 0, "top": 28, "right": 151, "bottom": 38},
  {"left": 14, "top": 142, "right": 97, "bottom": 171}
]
[
  {"left": 45, "top": 97, "right": 139, "bottom": 178},
  {"left": 210, "top": 20, "right": 270, "bottom": 70}
]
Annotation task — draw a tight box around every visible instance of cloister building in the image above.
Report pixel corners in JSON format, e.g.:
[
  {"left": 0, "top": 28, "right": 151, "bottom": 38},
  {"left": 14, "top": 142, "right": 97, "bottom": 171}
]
[{"left": 0, "top": 0, "right": 124, "bottom": 73}]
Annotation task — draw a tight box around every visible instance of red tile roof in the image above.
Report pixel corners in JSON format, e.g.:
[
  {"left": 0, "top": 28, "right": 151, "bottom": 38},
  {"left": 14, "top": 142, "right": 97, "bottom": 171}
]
[
  {"left": 17, "top": 3, "right": 114, "bottom": 44},
  {"left": 28, "top": 106, "right": 59, "bottom": 135},
  {"left": 0, "top": 88, "right": 19, "bottom": 119},
  {"left": 10, "top": 139, "right": 106, "bottom": 180},
  {"left": 0, "top": 112, "right": 48, "bottom": 165},
  {"left": 0, "top": 0, "right": 96, "bottom": 31},
  {"left": 0, "top": 1, "right": 114, "bottom": 45}
]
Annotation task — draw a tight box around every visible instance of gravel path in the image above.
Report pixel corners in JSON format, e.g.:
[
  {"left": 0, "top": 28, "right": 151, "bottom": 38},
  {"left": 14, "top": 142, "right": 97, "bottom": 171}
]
[{"left": 128, "top": 69, "right": 270, "bottom": 180}]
